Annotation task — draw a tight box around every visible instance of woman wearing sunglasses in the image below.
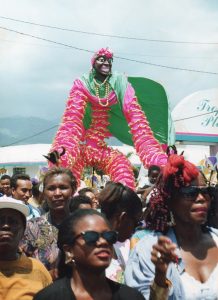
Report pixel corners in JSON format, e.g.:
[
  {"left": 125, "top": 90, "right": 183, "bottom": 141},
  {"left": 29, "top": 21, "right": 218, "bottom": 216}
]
[
  {"left": 33, "top": 209, "right": 144, "bottom": 300},
  {"left": 125, "top": 152, "right": 218, "bottom": 299}
]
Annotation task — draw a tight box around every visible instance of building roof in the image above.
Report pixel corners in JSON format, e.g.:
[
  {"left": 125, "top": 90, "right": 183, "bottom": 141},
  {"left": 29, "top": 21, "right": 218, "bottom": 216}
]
[
  {"left": 0, "top": 144, "right": 141, "bottom": 167},
  {"left": 0, "top": 144, "right": 50, "bottom": 166}
]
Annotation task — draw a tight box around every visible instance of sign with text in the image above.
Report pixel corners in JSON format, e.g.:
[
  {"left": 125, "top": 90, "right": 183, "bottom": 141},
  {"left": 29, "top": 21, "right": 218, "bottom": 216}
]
[{"left": 172, "top": 89, "right": 218, "bottom": 143}]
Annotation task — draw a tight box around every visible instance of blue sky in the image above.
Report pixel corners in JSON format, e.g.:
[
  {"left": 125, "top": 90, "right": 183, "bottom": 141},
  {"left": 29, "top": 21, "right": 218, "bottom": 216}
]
[{"left": 0, "top": 0, "right": 218, "bottom": 120}]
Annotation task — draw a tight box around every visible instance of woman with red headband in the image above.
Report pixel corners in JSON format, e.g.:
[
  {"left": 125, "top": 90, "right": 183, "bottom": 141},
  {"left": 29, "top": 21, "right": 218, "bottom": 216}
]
[
  {"left": 125, "top": 152, "right": 218, "bottom": 299},
  {"left": 47, "top": 48, "right": 168, "bottom": 190}
]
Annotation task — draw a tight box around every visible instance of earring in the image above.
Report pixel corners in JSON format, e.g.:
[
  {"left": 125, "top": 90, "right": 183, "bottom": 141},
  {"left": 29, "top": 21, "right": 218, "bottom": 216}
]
[
  {"left": 65, "top": 251, "right": 73, "bottom": 264},
  {"left": 167, "top": 211, "right": 176, "bottom": 227}
]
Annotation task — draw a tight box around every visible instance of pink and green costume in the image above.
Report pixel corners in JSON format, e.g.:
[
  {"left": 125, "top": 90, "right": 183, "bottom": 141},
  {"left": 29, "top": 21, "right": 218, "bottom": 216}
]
[{"left": 50, "top": 49, "right": 174, "bottom": 190}]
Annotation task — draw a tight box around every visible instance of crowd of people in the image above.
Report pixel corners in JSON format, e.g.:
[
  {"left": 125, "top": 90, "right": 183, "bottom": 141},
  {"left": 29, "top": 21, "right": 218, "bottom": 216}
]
[
  {"left": 0, "top": 153, "right": 217, "bottom": 299},
  {"left": 0, "top": 47, "right": 217, "bottom": 299}
]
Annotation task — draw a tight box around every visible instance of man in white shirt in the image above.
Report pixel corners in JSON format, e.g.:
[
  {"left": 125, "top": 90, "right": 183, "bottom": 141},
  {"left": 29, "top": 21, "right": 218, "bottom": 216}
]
[{"left": 11, "top": 173, "right": 41, "bottom": 220}]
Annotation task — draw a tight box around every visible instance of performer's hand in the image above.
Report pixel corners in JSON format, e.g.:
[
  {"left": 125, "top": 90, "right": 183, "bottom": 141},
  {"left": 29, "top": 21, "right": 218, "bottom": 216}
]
[
  {"left": 43, "top": 147, "right": 65, "bottom": 165},
  {"left": 43, "top": 151, "right": 59, "bottom": 164}
]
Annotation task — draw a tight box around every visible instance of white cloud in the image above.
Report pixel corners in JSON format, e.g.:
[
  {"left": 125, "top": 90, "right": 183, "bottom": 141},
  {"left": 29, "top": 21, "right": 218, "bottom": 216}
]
[{"left": 0, "top": 0, "right": 217, "bottom": 119}]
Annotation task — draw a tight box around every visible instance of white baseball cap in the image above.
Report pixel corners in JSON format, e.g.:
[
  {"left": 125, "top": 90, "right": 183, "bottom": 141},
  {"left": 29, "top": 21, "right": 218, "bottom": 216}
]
[{"left": 0, "top": 196, "right": 29, "bottom": 217}]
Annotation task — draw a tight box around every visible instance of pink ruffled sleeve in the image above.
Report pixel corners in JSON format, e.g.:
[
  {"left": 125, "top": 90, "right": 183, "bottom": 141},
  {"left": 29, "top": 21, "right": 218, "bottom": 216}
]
[
  {"left": 49, "top": 79, "right": 87, "bottom": 168},
  {"left": 123, "top": 83, "right": 167, "bottom": 167}
]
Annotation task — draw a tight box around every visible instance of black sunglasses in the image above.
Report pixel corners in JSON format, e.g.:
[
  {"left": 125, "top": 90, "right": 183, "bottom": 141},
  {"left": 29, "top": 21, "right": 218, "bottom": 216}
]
[
  {"left": 73, "top": 230, "right": 118, "bottom": 245},
  {"left": 179, "top": 186, "right": 215, "bottom": 198}
]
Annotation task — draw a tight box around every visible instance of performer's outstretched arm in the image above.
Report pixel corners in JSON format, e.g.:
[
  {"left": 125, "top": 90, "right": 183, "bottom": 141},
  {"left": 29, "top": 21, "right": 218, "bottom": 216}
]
[
  {"left": 50, "top": 80, "right": 87, "bottom": 168},
  {"left": 123, "top": 83, "right": 168, "bottom": 167}
]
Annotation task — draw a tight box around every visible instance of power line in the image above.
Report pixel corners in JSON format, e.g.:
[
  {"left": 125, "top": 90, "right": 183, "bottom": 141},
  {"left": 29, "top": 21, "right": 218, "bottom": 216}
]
[
  {"left": 174, "top": 110, "right": 218, "bottom": 122},
  {"left": 0, "top": 38, "right": 67, "bottom": 50},
  {"left": 0, "top": 26, "right": 93, "bottom": 54},
  {"left": 2, "top": 38, "right": 218, "bottom": 60},
  {"left": 0, "top": 15, "right": 218, "bottom": 45},
  {"left": 1, "top": 111, "right": 217, "bottom": 147},
  {"left": 1, "top": 124, "right": 58, "bottom": 147},
  {"left": 0, "top": 26, "right": 218, "bottom": 75},
  {"left": 115, "top": 55, "right": 218, "bottom": 75}
]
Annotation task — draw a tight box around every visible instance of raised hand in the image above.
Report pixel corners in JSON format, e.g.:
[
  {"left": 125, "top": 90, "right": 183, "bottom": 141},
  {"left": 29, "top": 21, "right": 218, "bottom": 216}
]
[{"left": 151, "top": 236, "right": 178, "bottom": 287}]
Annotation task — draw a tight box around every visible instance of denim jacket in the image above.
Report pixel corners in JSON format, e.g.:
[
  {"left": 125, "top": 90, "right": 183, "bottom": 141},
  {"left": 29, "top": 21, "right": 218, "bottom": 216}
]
[{"left": 124, "top": 227, "right": 218, "bottom": 300}]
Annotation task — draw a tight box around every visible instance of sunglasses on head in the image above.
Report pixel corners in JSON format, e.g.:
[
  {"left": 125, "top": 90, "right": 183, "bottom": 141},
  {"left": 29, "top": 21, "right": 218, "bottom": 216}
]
[
  {"left": 179, "top": 186, "right": 215, "bottom": 198},
  {"left": 73, "top": 230, "right": 118, "bottom": 245},
  {"left": 96, "top": 56, "right": 113, "bottom": 64}
]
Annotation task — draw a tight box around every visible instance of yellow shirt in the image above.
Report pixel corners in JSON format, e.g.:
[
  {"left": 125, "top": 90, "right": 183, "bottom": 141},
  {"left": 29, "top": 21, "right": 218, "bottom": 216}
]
[{"left": 0, "top": 254, "right": 52, "bottom": 300}]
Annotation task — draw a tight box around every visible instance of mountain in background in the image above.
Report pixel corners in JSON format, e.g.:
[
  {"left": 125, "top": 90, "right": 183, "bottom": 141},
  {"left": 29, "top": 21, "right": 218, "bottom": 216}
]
[
  {"left": 0, "top": 117, "right": 59, "bottom": 147},
  {"left": 0, "top": 116, "right": 122, "bottom": 147}
]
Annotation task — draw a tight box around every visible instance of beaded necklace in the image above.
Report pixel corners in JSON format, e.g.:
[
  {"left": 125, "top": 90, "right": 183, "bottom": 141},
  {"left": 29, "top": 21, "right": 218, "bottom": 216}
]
[{"left": 93, "top": 77, "right": 110, "bottom": 107}]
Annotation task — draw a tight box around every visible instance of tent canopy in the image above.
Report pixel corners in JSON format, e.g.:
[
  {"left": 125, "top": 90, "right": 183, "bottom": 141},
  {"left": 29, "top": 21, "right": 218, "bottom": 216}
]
[
  {"left": 0, "top": 144, "right": 141, "bottom": 167},
  {"left": 0, "top": 144, "right": 50, "bottom": 166}
]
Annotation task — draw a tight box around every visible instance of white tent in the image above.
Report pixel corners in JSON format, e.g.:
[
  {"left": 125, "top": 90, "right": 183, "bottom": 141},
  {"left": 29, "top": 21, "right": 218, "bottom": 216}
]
[
  {"left": 0, "top": 144, "right": 50, "bottom": 166},
  {"left": 0, "top": 144, "right": 141, "bottom": 166},
  {"left": 172, "top": 88, "right": 218, "bottom": 144},
  {"left": 0, "top": 144, "right": 50, "bottom": 177},
  {"left": 172, "top": 88, "right": 218, "bottom": 165},
  {"left": 0, "top": 143, "right": 141, "bottom": 177}
]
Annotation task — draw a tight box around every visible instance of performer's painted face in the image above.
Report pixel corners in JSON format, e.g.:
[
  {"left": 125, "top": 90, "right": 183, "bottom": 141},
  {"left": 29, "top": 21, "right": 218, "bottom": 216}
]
[{"left": 94, "top": 56, "right": 112, "bottom": 77}]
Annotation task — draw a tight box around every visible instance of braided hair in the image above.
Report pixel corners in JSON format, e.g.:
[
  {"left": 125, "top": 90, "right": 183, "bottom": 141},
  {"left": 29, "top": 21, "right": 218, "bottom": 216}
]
[{"left": 145, "top": 151, "right": 199, "bottom": 233}]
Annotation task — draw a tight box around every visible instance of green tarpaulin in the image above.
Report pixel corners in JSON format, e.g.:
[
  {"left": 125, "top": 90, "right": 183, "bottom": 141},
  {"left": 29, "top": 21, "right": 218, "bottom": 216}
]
[{"left": 83, "top": 77, "right": 174, "bottom": 146}]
